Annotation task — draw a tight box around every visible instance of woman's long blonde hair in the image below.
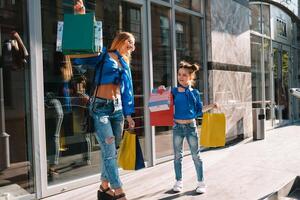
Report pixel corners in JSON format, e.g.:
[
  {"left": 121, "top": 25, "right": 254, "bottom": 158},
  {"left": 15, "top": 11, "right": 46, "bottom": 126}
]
[{"left": 109, "top": 32, "right": 135, "bottom": 64}]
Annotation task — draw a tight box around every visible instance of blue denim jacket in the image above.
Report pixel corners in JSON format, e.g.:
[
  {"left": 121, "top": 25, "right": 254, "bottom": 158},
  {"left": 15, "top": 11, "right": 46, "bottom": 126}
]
[
  {"left": 73, "top": 47, "right": 134, "bottom": 116},
  {"left": 172, "top": 86, "right": 203, "bottom": 120}
]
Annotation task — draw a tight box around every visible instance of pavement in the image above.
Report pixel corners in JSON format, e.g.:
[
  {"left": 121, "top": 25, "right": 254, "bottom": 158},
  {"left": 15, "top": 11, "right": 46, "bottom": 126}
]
[{"left": 43, "top": 124, "right": 300, "bottom": 200}]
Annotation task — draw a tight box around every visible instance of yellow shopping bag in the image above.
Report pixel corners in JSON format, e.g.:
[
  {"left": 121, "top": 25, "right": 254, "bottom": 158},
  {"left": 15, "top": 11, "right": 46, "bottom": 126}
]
[
  {"left": 200, "top": 113, "right": 226, "bottom": 147},
  {"left": 117, "top": 131, "right": 136, "bottom": 170}
]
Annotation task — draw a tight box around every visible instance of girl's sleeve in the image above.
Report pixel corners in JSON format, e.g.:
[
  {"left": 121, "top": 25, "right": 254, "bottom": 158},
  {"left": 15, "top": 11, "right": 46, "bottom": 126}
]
[
  {"left": 194, "top": 89, "right": 203, "bottom": 117},
  {"left": 171, "top": 87, "right": 177, "bottom": 97}
]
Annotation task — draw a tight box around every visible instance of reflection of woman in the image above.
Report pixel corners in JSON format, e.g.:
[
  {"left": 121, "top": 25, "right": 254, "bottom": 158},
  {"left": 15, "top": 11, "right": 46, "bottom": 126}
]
[
  {"left": 45, "top": 92, "right": 63, "bottom": 175},
  {"left": 73, "top": 32, "right": 135, "bottom": 200},
  {"left": 60, "top": 55, "right": 73, "bottom": 113}
]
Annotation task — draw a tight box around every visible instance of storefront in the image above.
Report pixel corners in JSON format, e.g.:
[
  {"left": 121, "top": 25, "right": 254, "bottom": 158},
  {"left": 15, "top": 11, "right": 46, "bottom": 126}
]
[
  {"left": 250, "top": 0, "right": 300, "bottom": 129},
  {"left": 0, "top": 0, "right": 206, "bottom": 199},
  {"left": 3, "top": 0, "right": 298, "bottom": 199}
]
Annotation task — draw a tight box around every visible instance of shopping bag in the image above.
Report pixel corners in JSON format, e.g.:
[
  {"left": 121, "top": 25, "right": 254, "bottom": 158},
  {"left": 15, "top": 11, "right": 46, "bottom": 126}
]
[
  {"left": 60, "top": 13, "right": 103, "bottom": 54},
  {"left": 200, "top": 113, "right": 226, "bottom": 147},
  {"left": 148, "top": 87, "right": 172, "bottom": 112},
  {"left": 135, "top": 135, "right": 145, "bottom": 170},
  {"left": 149, "top": 87, "right": 174, "bottom": 126},
  {"left": 117, "top": 131, "right": 136, "bottom": 170}
]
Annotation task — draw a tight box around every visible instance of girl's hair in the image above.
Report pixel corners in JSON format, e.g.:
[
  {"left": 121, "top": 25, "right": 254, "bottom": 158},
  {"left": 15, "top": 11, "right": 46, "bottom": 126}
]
[
  {"left": 109, "top": 31, "right": 135, "bottom": 64},
  {"left": 178, "top": 61, "right": 200, "bottom": 86}
]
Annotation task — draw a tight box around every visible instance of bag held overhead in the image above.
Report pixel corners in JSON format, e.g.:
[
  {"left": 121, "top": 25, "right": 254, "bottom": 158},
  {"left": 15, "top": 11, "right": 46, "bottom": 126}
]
[{"left": 57, "top": 13, "right": 102, "bottom": 54}]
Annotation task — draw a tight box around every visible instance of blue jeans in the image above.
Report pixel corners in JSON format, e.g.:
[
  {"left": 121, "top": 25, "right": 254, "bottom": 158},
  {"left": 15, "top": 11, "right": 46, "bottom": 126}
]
[
  {"left": 173, "top": 121, "right": 203, "bottom": 182},
  {"left": 89, "top": 97, "right": 124, "bottom": 189}
]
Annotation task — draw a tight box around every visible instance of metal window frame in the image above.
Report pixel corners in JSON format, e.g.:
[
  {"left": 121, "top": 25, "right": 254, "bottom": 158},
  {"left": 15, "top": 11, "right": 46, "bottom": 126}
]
[
  {"left": 28, "top": 0, "right": 207, "bottom": 197},
  {"left": 150, "top": 0, "right": 206, "bottom": 164}
]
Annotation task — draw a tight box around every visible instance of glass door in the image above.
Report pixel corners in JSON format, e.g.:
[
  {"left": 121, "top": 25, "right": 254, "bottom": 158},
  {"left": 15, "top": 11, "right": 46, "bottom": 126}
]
[
  {"left": 0, "top": 0, "right": 34, "bottom": 198},
  {"left": 151, "top": 3, "right": 173, "bottom": 159},
  {"left": 151, "top": 4, "right": 204, "bottom": 160},
  {"left": 264, "top": 39, "right": 273, "bottom": 129},
  {"left": 39, "top": 0, "right": 146, "bottom": 197},
  {"left": 291, "top": 47, "right": 299, "bottom": 122},
  {"left": 272, "top": 43, "right": 291, "bottom": 126}
]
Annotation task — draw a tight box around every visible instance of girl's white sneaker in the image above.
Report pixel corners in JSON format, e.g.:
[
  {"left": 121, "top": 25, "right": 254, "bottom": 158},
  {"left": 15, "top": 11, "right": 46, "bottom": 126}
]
[
  {"left": 196, "top": 181, "right": 206, "bottom": 194},
  {"left": 172, "top": 180, "right": 183, "bottom": 192}
]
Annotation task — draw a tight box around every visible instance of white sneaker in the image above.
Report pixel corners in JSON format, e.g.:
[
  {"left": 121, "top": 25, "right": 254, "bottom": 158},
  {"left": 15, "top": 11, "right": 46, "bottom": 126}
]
[
  {"left": 196, "top": 181, "right": 206, "bottom": 194},
  {"left": 172, "top": 180, "right": 183, "bottom": 192}
]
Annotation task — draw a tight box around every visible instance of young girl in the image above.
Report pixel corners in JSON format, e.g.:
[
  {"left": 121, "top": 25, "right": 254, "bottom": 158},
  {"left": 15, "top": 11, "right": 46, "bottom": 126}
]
[{"left": 171, "top": 61, "right": 217, "bottom": 194}]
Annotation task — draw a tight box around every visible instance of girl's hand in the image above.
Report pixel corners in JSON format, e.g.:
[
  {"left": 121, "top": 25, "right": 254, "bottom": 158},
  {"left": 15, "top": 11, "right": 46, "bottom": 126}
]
[
  {"left": 213, "top": 103, "right": 219, "bottom": 109},
  {"left": 157, "top": 85, "right": 166, "bottom": 94},
  {"left": 203, "top": 103, "right": 219, "bottom": 113},
  {"left": 157, "top": 85, "right": 166, "bottom": 90},
  {"left": 126, "top": 116, "right": 135, "bottom": 129}
]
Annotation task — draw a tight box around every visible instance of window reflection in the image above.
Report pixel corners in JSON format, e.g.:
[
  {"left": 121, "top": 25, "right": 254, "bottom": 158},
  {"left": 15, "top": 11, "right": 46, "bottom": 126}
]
[
  {"left": 41, "top": 0, "right": 144, "bottom": 185},
  {"left": 151, "top": 4, "right": 173, "bottom": 159},
  {"left": 264, "top": 39, "right": 271, "bottom": 120},
  {"left": 250, "top": 4, "right": 261, "bottom": 33},
  {"left": 262, "top": 5, "right": 270, "bottom": 36},
  {"left": 251, "top": 35, "right": 262, "bottom": 108},
  {"left": 175, "top": 11, "right": 203, "bottom": 152},
  {"left": 0, "top": 0, "right": 34, "bottom": 195},
  {"left": 250, "top": 4, "right": 270, "bottom": 36},
  {"left": 175, "top": 0, "right": 201, "bottom": 12},
  {"left": 175, "top": 11, "right": 203, "bottom": 92}
]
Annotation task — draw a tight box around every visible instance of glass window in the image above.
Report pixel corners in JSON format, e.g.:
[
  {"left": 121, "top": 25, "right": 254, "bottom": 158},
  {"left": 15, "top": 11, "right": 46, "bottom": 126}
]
[
  {"left": 296, "top": 23, "right": 300, "bottom": 42},
  {"left": 151, "top": 4, "right": 173, "bottom": 159},
  {"left": 281, "top": 49, "right": 289, "bottom": 119},
  {"left": 250, "top": 4, "right": 261, "bottom": 33},
  {"left": 175, "top": 12, "right": 203, "bottom": 152},
  {"left": 298, "top": 49, "right": 300, "bottom": 119},
  {"left": 41, "top": 0, "right": 144, "bottom": 185},
  {"left": 264, "top": 39, "right": 271, "bottom": 119},
  {"left": 251, "top": 34, "right": 262, "bottom": 108},
  {"left": 175, "top": 0, "right": 201, "bottom": 12},
  {"left": 276, "top": 18, "right": 287, "bottom": 37},
  {"left": 0, "top": 0, "right": 34, "bottom": 196},
  {"left": 273, "top": 47, "right": 279, "bottom": 112},
  {"left": 262, "top": 5, "right": 270, "bottom": 36},
  {"left": 175, "top": 11, "right": 203, "bottom": 92}
]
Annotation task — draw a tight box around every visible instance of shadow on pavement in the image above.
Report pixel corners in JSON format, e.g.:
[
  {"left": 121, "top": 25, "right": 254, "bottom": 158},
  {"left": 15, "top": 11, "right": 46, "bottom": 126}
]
[
  {"left": 201, "top": 134, "right": 245, "bottom": 153},
  {"left": 157, "top": 189, "right": 203, "bottom": 200},
  {"left": 129, "top": 189, "right": 166, "bottom": 200}
]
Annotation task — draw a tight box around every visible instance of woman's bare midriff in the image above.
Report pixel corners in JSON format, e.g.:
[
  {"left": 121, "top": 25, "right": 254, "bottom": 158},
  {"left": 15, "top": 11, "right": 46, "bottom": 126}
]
[{"left": 94, "top": 84, "right": 120, "bottom": 100}]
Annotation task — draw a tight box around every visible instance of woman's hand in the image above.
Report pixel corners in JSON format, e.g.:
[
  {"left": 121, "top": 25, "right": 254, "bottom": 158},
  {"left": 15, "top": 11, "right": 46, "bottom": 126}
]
[
  {"left": 78, "top": 93, "right": 90, "bottom": 105},
  {"left": 74, "top": 0, "right": 85, "bottom": 14},
  {"left": 126, "top": 116, "right": 135, "bottom": 129}
]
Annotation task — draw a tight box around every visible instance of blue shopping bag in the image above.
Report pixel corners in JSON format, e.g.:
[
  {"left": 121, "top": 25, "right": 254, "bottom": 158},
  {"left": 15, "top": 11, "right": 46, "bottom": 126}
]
[{"left": 135, "top": 136, "right": 145, "bottom": 170}]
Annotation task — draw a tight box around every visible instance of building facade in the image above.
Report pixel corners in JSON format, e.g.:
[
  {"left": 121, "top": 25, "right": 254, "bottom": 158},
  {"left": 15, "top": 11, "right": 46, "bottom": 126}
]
[{"left": 0, "top": 0, "right": 299, "bottom": 199}]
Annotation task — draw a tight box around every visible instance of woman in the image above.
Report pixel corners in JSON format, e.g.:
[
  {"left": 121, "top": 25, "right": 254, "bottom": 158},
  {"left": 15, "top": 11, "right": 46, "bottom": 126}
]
[{"left": 74, "top": 32, "right": 135, "bottom": 200}]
